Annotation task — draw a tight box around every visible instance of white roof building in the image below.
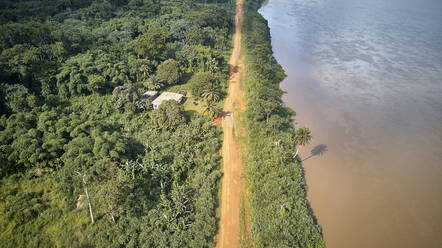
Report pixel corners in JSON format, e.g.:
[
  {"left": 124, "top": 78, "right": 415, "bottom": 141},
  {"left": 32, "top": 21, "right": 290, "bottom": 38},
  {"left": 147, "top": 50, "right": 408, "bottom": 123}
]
[
  {"left": 140, "top": 91, "right": 158, "bottom": 102},
  {"left": 151, "top": 92, "right": 184, "bottom": 109}
]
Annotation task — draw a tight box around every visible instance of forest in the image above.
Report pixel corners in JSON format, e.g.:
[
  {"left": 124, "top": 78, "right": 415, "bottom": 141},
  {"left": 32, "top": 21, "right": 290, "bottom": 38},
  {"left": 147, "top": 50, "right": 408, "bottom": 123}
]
[
  {"left": 0, "top": 0, "right": 235, "bottom": 247},
  {"left": 242, "top": 0, "right": 326, "bottom": 247}
]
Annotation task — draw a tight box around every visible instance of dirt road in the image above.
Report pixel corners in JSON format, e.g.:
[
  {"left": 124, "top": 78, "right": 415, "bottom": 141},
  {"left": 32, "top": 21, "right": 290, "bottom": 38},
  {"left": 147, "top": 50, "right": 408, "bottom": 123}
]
[{"left": 216, "top": 0, "right": 246, "bottom": 247}]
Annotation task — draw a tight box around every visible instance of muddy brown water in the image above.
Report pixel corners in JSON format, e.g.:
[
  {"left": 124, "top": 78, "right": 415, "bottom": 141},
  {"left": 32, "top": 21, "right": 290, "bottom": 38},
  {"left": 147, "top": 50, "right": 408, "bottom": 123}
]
[{"left": 259, "top": 0, "right": 442, "bottom": 247}]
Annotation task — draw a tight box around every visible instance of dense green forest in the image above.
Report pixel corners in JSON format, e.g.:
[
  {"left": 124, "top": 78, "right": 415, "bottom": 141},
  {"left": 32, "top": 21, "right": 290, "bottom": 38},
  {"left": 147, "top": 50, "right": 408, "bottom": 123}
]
[
  {"left": 242, "top": 0, "right": 326, "bottom": 247},
  {"left": 0, "top": 0, "right": 234, "bottom": 247}
]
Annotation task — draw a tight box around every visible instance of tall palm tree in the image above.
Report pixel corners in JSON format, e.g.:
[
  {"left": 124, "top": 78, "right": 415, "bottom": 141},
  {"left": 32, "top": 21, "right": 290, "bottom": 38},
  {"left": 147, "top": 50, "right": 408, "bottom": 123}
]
[
  {"left": 294, "top": 127, "right": 312, "bottom": 159},
  {"left": 202, "top": 100, "right": 218, "bottom": 119},
  {"left": 201, "top": 83, "right": 222, "bottom": 103}
]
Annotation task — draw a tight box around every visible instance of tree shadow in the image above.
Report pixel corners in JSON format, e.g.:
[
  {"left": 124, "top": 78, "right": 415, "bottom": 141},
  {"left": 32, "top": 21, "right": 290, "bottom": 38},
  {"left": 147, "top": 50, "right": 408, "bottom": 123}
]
[
  {"left": 302, "top": 144, "right": 328, "bottom": 162},
  {"left": 229, "top": 65, "right": 238, "bottom": 75},
  {"left": 221, "top": 111, "right": 232, "bottom": 118},
  {"left": 183, "top": 110, "right": 198, "bottom": 120}
]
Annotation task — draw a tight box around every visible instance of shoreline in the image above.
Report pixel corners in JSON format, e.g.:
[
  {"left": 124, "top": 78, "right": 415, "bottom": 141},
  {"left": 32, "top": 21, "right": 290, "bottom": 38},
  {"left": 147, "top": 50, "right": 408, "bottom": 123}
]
[
  {"left": 241, "top": 0, "right": 325, "bottom": 246},
  {"left": 258, "top": 0, "right": 442, "bottom": 247}
]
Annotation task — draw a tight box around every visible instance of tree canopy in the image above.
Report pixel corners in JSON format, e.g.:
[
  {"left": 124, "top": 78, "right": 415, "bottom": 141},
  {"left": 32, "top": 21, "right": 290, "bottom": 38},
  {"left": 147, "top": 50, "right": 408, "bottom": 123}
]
[
  {"left": 0, "top": 0, "right": 234, "bottom": 247},
  {"left": 294, "top": 127, "right": 312, "bottom": 147},
  {"left": 156, "top": 59, "right": 181, "bottom": 86}
]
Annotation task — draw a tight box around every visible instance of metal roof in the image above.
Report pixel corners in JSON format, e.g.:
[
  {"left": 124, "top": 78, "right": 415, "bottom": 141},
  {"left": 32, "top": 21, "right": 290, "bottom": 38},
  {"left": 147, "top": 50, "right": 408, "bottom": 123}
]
[
  {"left": 151, "top": 92, "right": 184, "bottom": 107},
  {"left": 140, "top": 91, "right": 158, "bottom": 102},
  {"left": 142, "top": 91, "right": 158, "bottom": 97}
]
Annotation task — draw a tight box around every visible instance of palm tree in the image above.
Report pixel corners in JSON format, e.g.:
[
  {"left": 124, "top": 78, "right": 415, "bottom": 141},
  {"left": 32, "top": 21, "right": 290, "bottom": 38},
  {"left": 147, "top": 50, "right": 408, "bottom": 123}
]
[
  {"left": 201, "top": 83, "right": 222, "bottom": 103},
  {"left": 202, "top": 100, "right": 219, "bottom": 119},
  {"left": 294, "top": 127, "right": 312, "bottom": 159}
]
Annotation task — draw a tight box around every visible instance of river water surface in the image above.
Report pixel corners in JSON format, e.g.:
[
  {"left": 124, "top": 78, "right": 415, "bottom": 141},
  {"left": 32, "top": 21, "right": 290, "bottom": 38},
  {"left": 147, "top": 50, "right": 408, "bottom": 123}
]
[{"left": 259, "top": 0, "right": 442, "bottom": 247}]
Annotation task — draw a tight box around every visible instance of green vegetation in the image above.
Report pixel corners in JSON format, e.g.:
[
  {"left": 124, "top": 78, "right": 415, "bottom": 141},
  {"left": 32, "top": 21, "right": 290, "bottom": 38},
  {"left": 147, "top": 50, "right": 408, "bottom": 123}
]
[
  {"left": 242, "top": 0, "right": 326, "bottom": 247},
  {"left": 294, "top": 127, "right": 313, "bottom": 159},
  {"left": 0, "top": 0, "right": 234, "bottom": 247}
]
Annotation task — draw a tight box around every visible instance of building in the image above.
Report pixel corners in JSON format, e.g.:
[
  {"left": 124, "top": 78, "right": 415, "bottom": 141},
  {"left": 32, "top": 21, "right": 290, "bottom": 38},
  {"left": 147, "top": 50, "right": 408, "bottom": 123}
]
[
  {"left": 140, "top": 91, "right": 158, "bottom": 103},
  {"left": 151, "top": 92, "right": 184, "bottom": 109}
]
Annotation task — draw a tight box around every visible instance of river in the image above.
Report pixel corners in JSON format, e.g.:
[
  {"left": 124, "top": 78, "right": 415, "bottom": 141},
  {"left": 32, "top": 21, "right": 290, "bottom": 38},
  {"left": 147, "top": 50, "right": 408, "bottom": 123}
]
[{"left": 259, "top": 0, "right": 442, "bottom": 247}]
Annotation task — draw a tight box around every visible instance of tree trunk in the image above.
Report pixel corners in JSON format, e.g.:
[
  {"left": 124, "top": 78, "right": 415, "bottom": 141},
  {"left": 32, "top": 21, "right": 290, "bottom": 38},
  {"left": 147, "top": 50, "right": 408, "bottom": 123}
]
[
  {"left": 83, "top": 181, "right": 95, "bottom": 224},
  {"left": 132, "top": 164, "right": 135, "bottom": 180},
  {"left": 78, "top": 173, "right": 95, "bottom": 224},
  {"left": 109, "top": 204, "right": 116, "bottom": 223},
  {"left": 294, "top": 148, "right": 299, "bottom": 159}
]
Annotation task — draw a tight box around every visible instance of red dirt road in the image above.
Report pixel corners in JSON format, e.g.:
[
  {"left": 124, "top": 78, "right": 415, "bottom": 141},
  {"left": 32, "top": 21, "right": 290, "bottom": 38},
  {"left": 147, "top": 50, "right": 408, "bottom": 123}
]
[{"left": 215, "top": 0, "right": 246, "bottom": 247}]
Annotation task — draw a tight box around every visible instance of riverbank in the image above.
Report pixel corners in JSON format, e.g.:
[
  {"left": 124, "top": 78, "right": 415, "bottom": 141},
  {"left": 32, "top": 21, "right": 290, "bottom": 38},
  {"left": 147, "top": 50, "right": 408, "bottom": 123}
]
[
  {"left": 259, "top": 0, "right": 442, "bottom": 247},
  {"left": 241, "top": 0, "right": 325, "bottom": 247}
]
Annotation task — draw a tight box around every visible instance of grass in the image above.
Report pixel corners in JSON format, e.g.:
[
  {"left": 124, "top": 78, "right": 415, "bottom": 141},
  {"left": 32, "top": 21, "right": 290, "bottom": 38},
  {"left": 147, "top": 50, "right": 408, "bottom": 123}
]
[
  {"left": 165, "top": 80, "right": 226, "bottom": 117},
  {"left": 163, "top": 81, "right": 205, "bottom": 115},
  {"left": 239, "top": 192, "right": 254, "bottom": 248}
]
